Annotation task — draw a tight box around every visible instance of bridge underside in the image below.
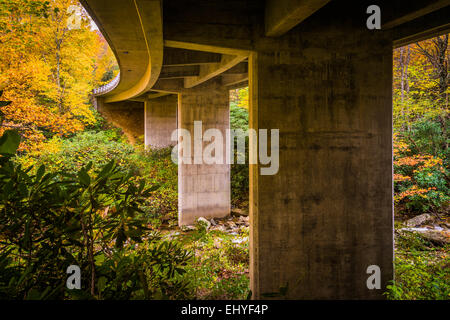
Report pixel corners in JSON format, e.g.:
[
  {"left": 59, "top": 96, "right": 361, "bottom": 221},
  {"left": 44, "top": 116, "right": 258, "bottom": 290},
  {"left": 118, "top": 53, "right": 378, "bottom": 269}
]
[{"left": 81, "top": 0, "right": 450, "bottom": 299}]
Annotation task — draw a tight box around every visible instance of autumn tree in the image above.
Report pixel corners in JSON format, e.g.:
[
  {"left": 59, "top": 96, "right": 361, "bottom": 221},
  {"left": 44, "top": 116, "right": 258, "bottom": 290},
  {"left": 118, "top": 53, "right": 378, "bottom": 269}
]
[
  {"left": 393, "top": 34, "right": 449, "bottom": 130},
  {"left": 0, "top": 0, "right": 116, "bottom": 151},
  {"left": 415, "top": 35, "right": 449, "bottom": 104}
]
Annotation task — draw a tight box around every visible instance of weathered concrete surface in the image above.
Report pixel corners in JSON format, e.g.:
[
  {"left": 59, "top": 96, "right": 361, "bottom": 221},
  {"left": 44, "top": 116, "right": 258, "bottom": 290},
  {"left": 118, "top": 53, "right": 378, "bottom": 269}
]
[
  {"left": 96, "top": 98, "right": 144, "bottom": 144},
  {"left": 144, "top": 95, "right": 177, "bottom": 149},
  {"left": 265, "top": 0, "right": 331, "bottom": 37},
  {"left": 178, "top": 79, "right": 230, "bottom": 225},
  {"left": 249, "top": 2, "right": 394, "bottom": 299}
]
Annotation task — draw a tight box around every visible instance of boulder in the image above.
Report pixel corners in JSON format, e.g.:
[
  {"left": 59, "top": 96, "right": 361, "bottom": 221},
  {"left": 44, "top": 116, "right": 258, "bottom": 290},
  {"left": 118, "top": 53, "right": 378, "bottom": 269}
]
[
  {"left": 401, "top": 227, "right": 450, "bottom": 246},
  {"left": 405, "top": 213, "right": 433, "bottom": 227},
  {"left": 197, "top": 217, "right": 211, "bottom": 230},
  {"left": 181, "top": 225, "right": 196, "bottom": 232},
  {"left": 231, "top": 208, "right": 249, "bottom": 216},
  {"left": 420, "top": 229, "right": 450, "bottom": 246}
]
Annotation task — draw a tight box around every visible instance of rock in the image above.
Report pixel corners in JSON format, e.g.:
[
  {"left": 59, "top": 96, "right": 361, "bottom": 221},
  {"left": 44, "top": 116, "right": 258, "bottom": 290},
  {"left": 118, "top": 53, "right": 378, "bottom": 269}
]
[
  {"left": 420, "top": 230, "right": 450, "bottom": 246},
  {"left": 210, "top": 218, "right": 217, "bottom": 226},
  {"left": 401, "top": 227, "right": 450, "bottom": 246},
  {"left": 239, "top": 216, "right": 249, "bottom": 224},
  {"left": 405, "top": 213, "right": 433, "bottom": 227},
  {"left": 181, "top": 225, "right": 196, "bottom": 232},
  {"left": 227, "top": 221, "right": 237, "bottom": 229},
  {"left": 197, "top": 217, "right": 211, "bottom": 230},
  {"left": 231, "top": 208, "right": 249, "bottom": 216},
  {"left": 164, "top": 231, "right": 180, "bottom": 240},
  {"left": 232, "top": 237, "right": 249, "bottom": 244},
  {"left": 213, "top": 225, "right": 227, "bottom": 232}
]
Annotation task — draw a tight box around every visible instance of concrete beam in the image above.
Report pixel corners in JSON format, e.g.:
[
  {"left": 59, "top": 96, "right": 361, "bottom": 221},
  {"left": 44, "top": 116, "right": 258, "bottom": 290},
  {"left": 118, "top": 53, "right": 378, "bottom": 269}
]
[
  {"left": 383, "top": 0, "right": 450, "bottom": 29},
  {"left": 392, "top": 5, "right": 450, "bottom": 47},
  {"left": 129, "top": 92, "right": 171, "bottom": 102},
  {"left": 165, "top": 40, "right": 251, "bottom": 57},
  {"left": 159, "top": 65, "right": 200, "bottom": 79},
  {"left": 163, "top": 0, "right": 255, "bottom": 55},
  {"left": 163, "top": 48, "right": 222, "bottom": 66},
  {"left": 147, "top": 92, "right": 170, "bottom": 100},
  {"left": 184, "top": 55, "right": 247, "bottom": 88},
  {"left": 265, "top": 0, "right": 331, "bottom": 37},
  {"left": 221, "top": 74, "right": 249, "bottom": 87},
  {"left": 223, "top": 62, "right": 248, "bottom": 75},
  {"left": 227, "top": 80, "right": 249, "bottom": 90},
  {"left": 152, "top": 78, "right": 184, "bottom": 93}
]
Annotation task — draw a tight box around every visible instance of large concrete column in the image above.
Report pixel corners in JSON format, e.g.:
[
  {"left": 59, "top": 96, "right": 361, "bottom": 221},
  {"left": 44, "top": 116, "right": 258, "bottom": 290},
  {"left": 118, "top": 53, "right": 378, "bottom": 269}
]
[
  {"left": 249, "top": 2, "right": 393, "bottom": 299},
  {"left": 96, "top": 98, "right": 144, "bottom": 144},
  {"left": 178, "top": 79, "right": 231, "bottom": 226},
  {"left": 144, "top": 95, "right": 177, "bottom": 149}
]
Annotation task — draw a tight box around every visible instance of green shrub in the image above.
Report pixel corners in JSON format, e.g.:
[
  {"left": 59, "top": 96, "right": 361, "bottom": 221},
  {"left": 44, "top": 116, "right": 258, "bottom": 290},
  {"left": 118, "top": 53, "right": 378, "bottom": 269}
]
[
  {"left": 25, "top": 130, "right": 136, "bottom": 174},
  {"left": 177, "top": 224, "right": 250, "bottom": 300},
  {"left": 406, "top": 118, "right": 449, "bottom": 162},
  {"left": 230, "top": 103, "right": 249, "bottom": 207},
  {"left": 394, "top": 117, "right": 449, "bottom": 214},
  {"left": 0, "top": 130, "right": 191, "bottom": 300},
  {"left": 126, "top": 146, "right": 178, "bottom": 225},
  {"left": 386, "top": 232, "right": 450, "bottom": 300},
  {"left": 16, "top": 131, "right": 179, "bottom": 225}
]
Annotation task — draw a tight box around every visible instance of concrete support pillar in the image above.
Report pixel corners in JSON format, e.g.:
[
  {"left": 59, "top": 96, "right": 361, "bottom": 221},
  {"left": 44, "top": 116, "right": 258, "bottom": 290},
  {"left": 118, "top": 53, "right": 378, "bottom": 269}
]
[
  {"left": 96, "top": 97, "right": 144, "bottom": 144},
  {"left": 249, "top": 2, "right": 393, "bottom": 299},
  {"left": 178, "top": 79, "right": 231, "bottom": 226},
  {"left": 144, "top": 95, "right": 177, "bottom": 149}
]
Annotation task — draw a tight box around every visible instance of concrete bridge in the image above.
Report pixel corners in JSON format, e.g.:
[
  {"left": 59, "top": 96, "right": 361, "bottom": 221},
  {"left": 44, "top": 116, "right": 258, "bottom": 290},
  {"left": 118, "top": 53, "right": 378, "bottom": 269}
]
[{"left": 80, "top": 0, "right": 450, "bottom": 299}]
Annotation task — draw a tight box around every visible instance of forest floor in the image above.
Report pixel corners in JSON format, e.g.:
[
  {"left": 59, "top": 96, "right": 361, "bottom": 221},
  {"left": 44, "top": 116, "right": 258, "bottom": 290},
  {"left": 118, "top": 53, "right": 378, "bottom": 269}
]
[
  {"left": 160, "top": 211, "right": 251, "bottom": 300},
  {"left": 160, "top": 206, "right": 449, "bottom": 300}
]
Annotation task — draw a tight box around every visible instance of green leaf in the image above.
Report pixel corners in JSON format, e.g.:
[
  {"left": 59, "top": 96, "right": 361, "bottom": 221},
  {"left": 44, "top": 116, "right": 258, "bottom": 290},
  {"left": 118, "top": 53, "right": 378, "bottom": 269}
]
[
  {"left": 0, "top": 130, "right": 21, "bottom": 155},
  {"left": 98, "top": 277, "right": 107, "bottom": 294},
  {"left": 98, "top": 160, "right": 115, "bottom": 179},
  {"left": 36, "top": 165, "right": 45, "bottom": 181},
  {"left": 146, "top": 184, "right": 160, "bottom": 193},
  {"left": 25, "top": 288, "right": 43, "bottom": 300},
  {"left": 78, "top": 169, "right": 91, "bottom": 186}
]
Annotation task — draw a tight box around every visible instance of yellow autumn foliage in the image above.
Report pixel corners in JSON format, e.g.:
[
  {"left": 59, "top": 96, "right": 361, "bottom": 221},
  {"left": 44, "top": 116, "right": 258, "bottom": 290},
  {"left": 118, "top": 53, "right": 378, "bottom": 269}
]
[{"left": 0, "top": 0, "right": 117, "bottom": 151}]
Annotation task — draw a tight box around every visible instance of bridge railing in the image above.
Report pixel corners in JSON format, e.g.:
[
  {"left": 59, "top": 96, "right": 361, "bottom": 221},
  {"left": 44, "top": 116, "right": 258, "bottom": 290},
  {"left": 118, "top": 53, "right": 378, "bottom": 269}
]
[{"left": 93, "top": 72, "right": 120, "bottom": 95}]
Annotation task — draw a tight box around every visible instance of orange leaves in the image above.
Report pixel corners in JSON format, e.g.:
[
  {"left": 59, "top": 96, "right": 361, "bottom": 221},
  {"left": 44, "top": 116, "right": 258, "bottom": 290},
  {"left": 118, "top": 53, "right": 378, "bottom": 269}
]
[
  {"left": 395, "top": 155, "right": 423, "bottom": 167},
  {"left": 0, "top": 0, "right": 117, "bottom": 152},
  {"left": 393, "top": 133, "right": 410, "bottom": 157},
  {"left": 421, "top": 156, "right": 443, "bottom": 169},
  {"left": 395, "top": 154, "right": 444, "bottom": 174},
  {"left": 394, "top": 174, "right": 411, "bottom": 182},
  {"left": 395, "top": 185, "right": 437, "bottom": 203},
  {"left": 393, "top": 133, "right": 444, "bottom": 173}
]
